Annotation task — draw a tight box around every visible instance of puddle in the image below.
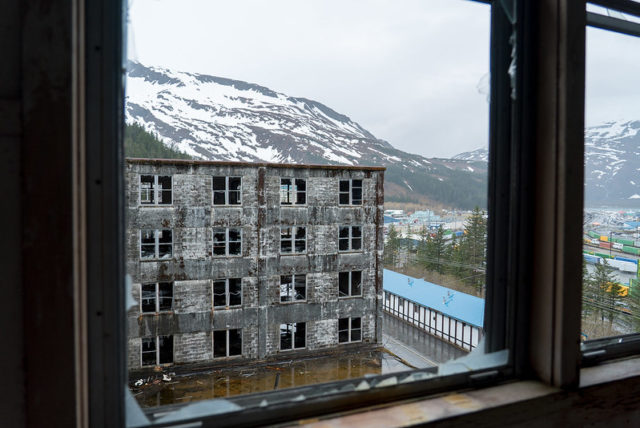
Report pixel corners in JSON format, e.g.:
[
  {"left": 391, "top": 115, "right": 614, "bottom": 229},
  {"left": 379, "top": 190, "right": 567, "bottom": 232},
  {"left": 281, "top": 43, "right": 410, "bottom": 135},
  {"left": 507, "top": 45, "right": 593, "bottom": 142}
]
[{"left": 132, "top": 348, "right": 412, "bottom": 408}]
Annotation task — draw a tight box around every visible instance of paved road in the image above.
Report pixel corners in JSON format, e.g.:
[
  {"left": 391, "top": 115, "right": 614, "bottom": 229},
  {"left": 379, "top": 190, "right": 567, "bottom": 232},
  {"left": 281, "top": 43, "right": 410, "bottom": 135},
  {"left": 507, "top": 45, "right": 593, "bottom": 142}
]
[{"left": 382, "top": 313, "right": 467, "bottom": 368}]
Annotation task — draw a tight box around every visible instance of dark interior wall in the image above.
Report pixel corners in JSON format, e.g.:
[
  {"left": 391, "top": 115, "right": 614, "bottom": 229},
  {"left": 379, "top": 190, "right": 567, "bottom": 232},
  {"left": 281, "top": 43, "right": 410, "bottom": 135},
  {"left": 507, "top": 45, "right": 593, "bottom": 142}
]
[{"left": 0, "top": 0, "right": 24, "bottom": 426}]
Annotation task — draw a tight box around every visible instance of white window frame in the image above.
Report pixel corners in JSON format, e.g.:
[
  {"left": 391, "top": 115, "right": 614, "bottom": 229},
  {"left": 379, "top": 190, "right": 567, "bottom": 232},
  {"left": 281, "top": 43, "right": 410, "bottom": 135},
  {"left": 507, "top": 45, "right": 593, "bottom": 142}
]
[
  {"left": 212, "top": 176, "right": 242, "bottom": 206},
  {"left": 280, "top": 226, "right": 306, "bottom": 254},
  {"left": 338, "top": 317, "right": 362, "bottom": 344},
  {"left": 280, "top": 322, "right": 307, "bottom": 351},
  {"left": 139, "top": 229, "right": 173, "bottom": 260},
  {"left": 339, "top": 179, "right": 363, "bottom": 206},
  {"left": 139, "top": 174, "right": 173, "bottom": 206},
  {"left": 280, "top": 274, "right": 307, "bottom": 303},
  {"left": 213, "top": 278, "right": 243, "bottom": 308},
  {"left": 140, "top": 282, "right": 174, "bottom": 313},
  {"left": 338, "top": 225, "right": 362, "bottom": 252},
  {"left": 338, "top": 271, "right": 362, "bottom": 298},
  {"left": 212, "top": 329, "right": 243, "bottom": 358},
  {"left": 140, "top": 335, "right": 173, "bottom": 367},
  {"left": 212, "top": 227, "right": 243, "bottom": 257},
  {"left": 280, "top": 177, "right": 307, "bottom": 205}
]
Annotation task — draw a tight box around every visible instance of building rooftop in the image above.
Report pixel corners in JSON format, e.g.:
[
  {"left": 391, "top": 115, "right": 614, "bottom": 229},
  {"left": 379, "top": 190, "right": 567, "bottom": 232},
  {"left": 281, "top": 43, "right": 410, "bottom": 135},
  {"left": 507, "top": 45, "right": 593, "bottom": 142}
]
[
  {"left": 126, "top": 157, "right": 386, "bottom": 171},
  {"left": 383, "top": 269, "right": 485, "bottom": 327}
]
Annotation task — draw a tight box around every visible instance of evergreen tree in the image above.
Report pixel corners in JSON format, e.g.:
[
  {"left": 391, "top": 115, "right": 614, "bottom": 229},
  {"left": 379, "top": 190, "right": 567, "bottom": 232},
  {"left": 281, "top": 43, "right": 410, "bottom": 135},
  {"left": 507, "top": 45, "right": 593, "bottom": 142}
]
[
  {"left": 124, "top": 123, "right": 192, "bottom": 160},
  {"left": 589, "top": 259, "right": 619, "bottom": 325},
  {"left": 385, "top": 225, "right": 401, "bottom": 267},
  {"left": 459, "top": 207, "right": 487, "bottom": 288},
  {"left": 425, "top": 226, "right": 447, "bottom": 274}
]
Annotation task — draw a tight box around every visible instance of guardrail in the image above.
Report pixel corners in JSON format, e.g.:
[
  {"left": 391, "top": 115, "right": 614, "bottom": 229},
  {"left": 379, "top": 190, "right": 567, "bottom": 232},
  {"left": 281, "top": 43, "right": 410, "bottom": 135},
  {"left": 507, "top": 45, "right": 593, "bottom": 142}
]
[{"left": 383, "top": 291, "right": 482, "bottom": 351}]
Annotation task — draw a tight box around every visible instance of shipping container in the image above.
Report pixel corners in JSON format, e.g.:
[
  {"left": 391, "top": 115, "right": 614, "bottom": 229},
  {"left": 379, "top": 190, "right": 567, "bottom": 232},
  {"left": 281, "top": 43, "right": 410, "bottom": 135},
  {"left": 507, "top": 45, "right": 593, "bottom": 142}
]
[
  {"left": 600, "top": 235, "right": 609, "bottom": 242},
  {"left": 622, "top": 245, "right": 640, "bottom": 256},
  {"left": 612, "top": 242, "right": 624, "bottom": 250},
  {"left": 599, "top": 242, "right": 612, "bottom": 250},
  {"left": 588, "top": 231, "right": 600, "bottom": 239},
  {"left": 595, "top": 252, "right": 612, "bottom": 259},
  {"left": 614, "top": 256, "right": 637, "bottom": 264},
  {"left": 591, "top": 239, "right": 600, "bottom": 245}
]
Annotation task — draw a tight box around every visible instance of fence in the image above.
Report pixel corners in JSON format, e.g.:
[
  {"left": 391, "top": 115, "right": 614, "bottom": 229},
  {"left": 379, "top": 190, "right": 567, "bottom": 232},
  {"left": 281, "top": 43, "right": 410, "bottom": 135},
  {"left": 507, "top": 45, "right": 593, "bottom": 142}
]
[{"left": 383, "top": 291, "right": 482, "bottom": 351}]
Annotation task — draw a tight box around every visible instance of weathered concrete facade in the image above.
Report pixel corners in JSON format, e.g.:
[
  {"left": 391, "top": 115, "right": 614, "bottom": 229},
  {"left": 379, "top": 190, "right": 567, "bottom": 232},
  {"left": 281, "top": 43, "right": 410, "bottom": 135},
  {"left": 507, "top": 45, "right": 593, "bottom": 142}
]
[{"left": 126, "top": 158, "right": 384, "bottom": 371}]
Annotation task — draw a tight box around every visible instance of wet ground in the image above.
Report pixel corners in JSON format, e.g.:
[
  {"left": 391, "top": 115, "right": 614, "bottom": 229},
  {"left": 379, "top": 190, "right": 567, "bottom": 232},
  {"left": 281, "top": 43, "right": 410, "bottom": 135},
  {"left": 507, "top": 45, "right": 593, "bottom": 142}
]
[{"left": 133, "top": 348, "right": 413, "bottom": 408}]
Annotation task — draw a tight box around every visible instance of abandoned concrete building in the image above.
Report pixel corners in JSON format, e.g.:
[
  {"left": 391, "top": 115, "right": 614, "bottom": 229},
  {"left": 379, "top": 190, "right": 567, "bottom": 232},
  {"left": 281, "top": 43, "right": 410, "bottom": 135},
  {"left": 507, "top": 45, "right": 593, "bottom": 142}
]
[{"left": 125, "top": 158, "right": 385, "bottom": 370}]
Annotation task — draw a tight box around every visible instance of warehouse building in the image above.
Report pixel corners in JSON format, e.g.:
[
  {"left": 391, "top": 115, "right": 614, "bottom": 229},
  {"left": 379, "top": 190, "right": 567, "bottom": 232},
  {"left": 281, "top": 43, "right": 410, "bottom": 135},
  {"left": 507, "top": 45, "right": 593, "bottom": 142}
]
[{"left": 125, "top": 158, "right": 385, "bottom": 370}]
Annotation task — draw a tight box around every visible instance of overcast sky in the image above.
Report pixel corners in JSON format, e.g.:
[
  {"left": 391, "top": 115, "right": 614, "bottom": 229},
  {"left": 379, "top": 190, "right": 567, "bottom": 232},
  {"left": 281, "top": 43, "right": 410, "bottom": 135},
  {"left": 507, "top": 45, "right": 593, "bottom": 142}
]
[{"left": 128, "top": 0, "right": 640, "bottom": 158}]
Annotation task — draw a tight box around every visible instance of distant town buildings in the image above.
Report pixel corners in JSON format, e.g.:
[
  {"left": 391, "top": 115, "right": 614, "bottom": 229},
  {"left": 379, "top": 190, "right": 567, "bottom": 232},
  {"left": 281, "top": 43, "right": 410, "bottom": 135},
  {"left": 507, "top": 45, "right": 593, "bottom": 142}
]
[{"left": 126, "top": 159, "right": 384, "bottom": 371}]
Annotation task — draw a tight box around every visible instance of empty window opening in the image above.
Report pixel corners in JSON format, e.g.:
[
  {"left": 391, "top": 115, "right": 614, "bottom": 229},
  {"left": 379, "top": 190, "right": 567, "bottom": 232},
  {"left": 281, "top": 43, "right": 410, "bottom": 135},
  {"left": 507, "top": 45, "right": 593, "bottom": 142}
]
[
  {"left": 140, "top": 175, "right": 172, "bottom": 205},
  {"left": 140, "top": 229, "right": 173, "bottom": 260},
  {"left": 141, "top": 335, "right": 173, "bottom": 366},
  {"left": 280, "top": 178, "right": 306, "bottom": 205},
  {"left": 213, "top": 176, "right": 242, "bottom": 205},
  {"left": 280, "top": 274, "right": 307, "bottom": 302},
  {"left": 213, "top": 329, "right": 242, "bottom": 358},
  {"left": 339, "top": 179, "right": 362, "bottom": 205},
  {"left": 213, "top": 278, "right": 242, "bottom": 308},
  {"left": 212, "top": 228, "right": 242, "bottom": 256},
  {"left": 338, "top": 317, "right": 362, "bottom": 343},
  {"left": 281, "top": 226, "right": 306, "bottom": 254},
  {"left": 280, "top": 322, "right": 306, "bottom": 350},
  {"left": 141, "top": 282, "right": 173, "bottom": 313},
  {"left": 339, "top": 226, "right": 362, "bottom": 252},
  {"left": 338, "top": 271, "right": 362, "bottom": 298}
]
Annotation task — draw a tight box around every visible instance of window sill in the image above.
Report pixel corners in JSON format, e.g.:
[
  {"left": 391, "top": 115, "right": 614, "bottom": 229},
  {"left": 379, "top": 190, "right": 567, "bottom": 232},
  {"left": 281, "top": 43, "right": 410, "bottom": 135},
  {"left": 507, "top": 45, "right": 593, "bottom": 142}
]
[{"left": 297, "top": 357, "right": 640, "bottom": 427}]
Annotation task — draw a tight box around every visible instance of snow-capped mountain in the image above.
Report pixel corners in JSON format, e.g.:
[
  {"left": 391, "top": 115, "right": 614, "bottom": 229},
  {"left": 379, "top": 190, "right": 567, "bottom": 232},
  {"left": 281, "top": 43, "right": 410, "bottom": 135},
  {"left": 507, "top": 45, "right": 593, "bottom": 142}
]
[
  {"left": 125, "top": 61, "right": 488, "bottom": 209},
  {"left": 585, "top": 120, "right": 640, "bottom": 206},
  {"left": 450, "top": 121, "right": 640, "bottom": 207}
]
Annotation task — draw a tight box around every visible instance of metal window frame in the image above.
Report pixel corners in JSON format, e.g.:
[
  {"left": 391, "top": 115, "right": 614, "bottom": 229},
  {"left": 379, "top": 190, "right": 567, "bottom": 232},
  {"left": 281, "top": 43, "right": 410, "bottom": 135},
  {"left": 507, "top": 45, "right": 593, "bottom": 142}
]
[
  {"left": 140, "top": 282, "right": 174, "bottom": 314},
  {"left": 279, "top": 322, "right": 307, "bottom": 350},
  {"left": 338, "top": 179, "right": 363, "bottom": 206},
  {"left": 139, "top": 229, "right": 173, "bottom": 260},
  {"left": 212, "top": 175, "right": 243, "bottom": 206},
  {"left": 280, "top": 177, "right": 307, "bottom": 205},
  {"left": 280, "top": 226, "right": 306, "bottom": 255},
  {"left": 213, "top": 328, "right": 243, "bottom": 358},
  {"left": 213, "top": 278, "right": 243, "bottom": 308},
  {"left": 579, "top": 1, "right": 640, "bottom": 365},
  {"left": 338, "top": 270, "right": 363, "bottom": 298},
  {"left": 338, "top": 225, "right": 363, "bottom": 252},
  {"left": 212, "top": 227, "right": 243, "bottom": 257},
  {"left": 338, "top": 316, "right": 362, "bottom": 344},
  {"left": 138, "top": 174, "right": 173, "bottom": 206},
  {"left": 140, "top": 335, "right": 174, "bottom": 367},
  {"left": 280, "top": 274, "right": 307, "bottom": 303}
]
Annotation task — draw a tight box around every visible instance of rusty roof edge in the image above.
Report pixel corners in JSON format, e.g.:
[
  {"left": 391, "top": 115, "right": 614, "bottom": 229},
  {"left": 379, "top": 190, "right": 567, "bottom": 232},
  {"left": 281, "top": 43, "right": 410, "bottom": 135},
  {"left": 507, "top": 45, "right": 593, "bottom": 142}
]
[{"left": 125, "top": 157, "right": 386, "bottom": 171}]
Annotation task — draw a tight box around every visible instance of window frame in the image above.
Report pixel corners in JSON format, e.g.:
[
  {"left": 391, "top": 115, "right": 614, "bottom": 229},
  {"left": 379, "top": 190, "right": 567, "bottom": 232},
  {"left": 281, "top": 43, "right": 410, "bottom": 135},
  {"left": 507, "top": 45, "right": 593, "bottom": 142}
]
[
  {"left": 212, "top": 227, "right": 243, "bottom": 257},
  {"left": 139, "top": 229, "right": 173, "bottom": 260},
  {"left": 338, "top": 271, "right": 363, "bottom": 298},
  {"left": 82, "top": 0, "right": 621, "bottom": 425},
  {"left": 212, "top": 175, "right": 243, "bottom": 206},
  {"left": 140, "top": 282, "right": 173, "bottom": 314},
  {"left": 279, "top": 322, "right": 307, "bottom": 351},
  {"left": 338, "top": 317, "right": 362, "bottom": 344},
  {"left": 338, "top": 179, "right": 363, "bottom": 206},
  {"left": 140, "top": 335, "right": 174, "bottom": 367},
  {"left": 280, "top": 226, "right": 307, "bottom": 255},
  {"left": 213, "top": 278, "right": 243, "bottom": 309},
  {"left": 338, "top": 225, "right": 363, "bottom": 252},
  {"left": 280, "top": 177, "right": 307, "bottom": 205},
  {"left": 139, "top": 174, "right": 172, "bottom": 206},
  {"left": 279, "top": 274, "right": 307, "bottom": 303},
  {"left": 212, "top": 329, "right": 243, "bottom": 358}
]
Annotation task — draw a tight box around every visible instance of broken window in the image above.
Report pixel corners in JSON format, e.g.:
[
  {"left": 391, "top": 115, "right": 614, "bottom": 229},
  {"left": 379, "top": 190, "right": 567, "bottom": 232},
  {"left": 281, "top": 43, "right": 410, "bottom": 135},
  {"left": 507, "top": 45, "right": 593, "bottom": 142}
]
[
  {"left": 212, "top": 228, "right": 242, "bottom": 257},
  {"left": 140, "top": 229, "right": 173, "bottom": 260},
  {"left": 212, "top": 176, "right": 242, "bottom": 205},
  {"left": 141, "top": 282, "right": 173, "bottom": 313},
  {"left": 338, "top": 226, "right": 362, "bottom": 252},
  {"left": 280, "top": 274, "right": 306, "bottom": 302},
  {"left": 140, "top": 175, "right": 172, "bottom": 205},
  {"left": 280, "top": 178, "right": 306, "bottom": 205},
  {"left": 213, "top": 278, "right": 242, "bottom": 308},
  {"left": 213, "top": 329, "right": 242, "bottom": 358},
  {"left": 141, "top": 335, "right": 173, "bottom": 366},
  {"left": 338, "top": 271, "right": 362, "bottom": 298},
  {"left": 280, "top": 322, "right": 306, "bottom": 350},
  {"left": 339, "top": 179, "right": 362, "bottom": 205},
  {"left": 280, "top": 226, "right": 306, "bottom": 254},
  {"left": 338, "top": 317, "right": 361, "bottom": 343}
]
